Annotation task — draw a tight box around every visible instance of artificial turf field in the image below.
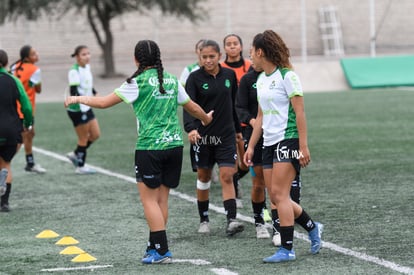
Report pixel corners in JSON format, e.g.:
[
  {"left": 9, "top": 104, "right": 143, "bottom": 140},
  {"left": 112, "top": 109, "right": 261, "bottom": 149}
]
[{"left": 1, "top": 88, "right": 413, "bottom": 274}]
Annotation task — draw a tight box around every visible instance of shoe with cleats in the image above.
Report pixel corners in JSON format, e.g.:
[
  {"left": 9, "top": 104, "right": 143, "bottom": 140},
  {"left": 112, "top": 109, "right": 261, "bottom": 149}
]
[
  {"left": 263, "top": 247, "right": 296, "bottom": 263},
  {"left": 256, "top": 223, "right": 271, "bottom": 239},
  {"left": 309, "top": 222, "right": 324, "bottom": 254},
  {"left": 226, "top": 219, "right": 244, "bottom": 236},
  {"left": 198, "top": 221, "right": 210, "bottom": 234},
  {"left": 141, "top": 250, "right": 172, "bottom": 264}
]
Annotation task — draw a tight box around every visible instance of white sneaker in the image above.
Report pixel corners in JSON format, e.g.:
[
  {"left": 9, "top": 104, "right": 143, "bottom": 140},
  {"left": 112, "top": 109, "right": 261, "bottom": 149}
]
[
  {"left": 75, "top": 166, "right": 96, "bottom": 175},
  {"left": 236, "top": 198, "right": 243, "bottom": 209},
  {"left": 66, "top": 152, "right": 78, "bottom": 167},
  {"left": 198, "top": 221, "right": 210, "bottom": 234},
  {"left": 256, "top": 224, "right": 271, "bottom": 239},
  {"left": 0, "top": 168, "right": 7, "bottom": 196},
  {"left": 226, "top": 219, "right": 244, "bottom": 236},
  {"left": 272, "top": 231, "right": 281, "bottom": 246},
  {"left": 25, "top": 164, "right": 46, "bottom": 174}
]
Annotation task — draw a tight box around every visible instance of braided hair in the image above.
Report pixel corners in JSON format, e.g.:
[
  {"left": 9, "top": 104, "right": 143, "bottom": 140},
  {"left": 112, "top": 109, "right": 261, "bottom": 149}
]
[
  {"left": 0, "top": 49, "right": 8, "bottom": 68},
  {"left": 127, "top": 40, "right": 165, "bottom": 94},
  {"left": 10, "top": 45, "right": 32, "bottom": 77},
  {"left": 252, "top": 30, "right": 292, "bottom": 69}
]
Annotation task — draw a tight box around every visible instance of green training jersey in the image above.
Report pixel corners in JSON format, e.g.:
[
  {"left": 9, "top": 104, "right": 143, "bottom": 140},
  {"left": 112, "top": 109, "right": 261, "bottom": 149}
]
[{"left": 115, "top": 68, "right": 190, "bottom": 150}]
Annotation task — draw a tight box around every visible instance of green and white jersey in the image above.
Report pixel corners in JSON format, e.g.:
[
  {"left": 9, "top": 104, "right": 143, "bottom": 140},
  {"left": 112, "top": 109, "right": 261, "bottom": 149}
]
[
  {"left": 179, "top": 61, "right": 200, "bottom": 87},
  {"left": 256, "top": 67, "right": 303, "bottom": 146},
  {"left": 68, "top": 63, "right": 93, "bottom": 112},
  {"left": 115, "top": 68, "right": 190, "bottom": 150}
]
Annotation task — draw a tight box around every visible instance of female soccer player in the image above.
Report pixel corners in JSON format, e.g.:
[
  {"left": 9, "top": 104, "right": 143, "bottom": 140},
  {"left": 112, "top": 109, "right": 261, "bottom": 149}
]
[
  {"left": 65, "top": 40, "right": 213, "bottom": 264},
  {"left": 237, "top": 67, "right": 302, "bottom": 243},
  {"left": 10, "top": 45, "right": 46, "bottom": 173},
  {"left": 0, "top": 49, "right": 33, "bottom": 212},
  {"left": 221, "top": 34, "right": 252, "bottom": 208},
  {"left": 221, "top": 34, "right": 251, "bottom": 85},
  {"left": 183, "top": 39, "right": 244, "bottom": 236},
  {"left": 66, "top": 45, "right": 100, "bottom": 174},
  {"left": 244, "top": 30, "right": 323, "bottom": 263}
]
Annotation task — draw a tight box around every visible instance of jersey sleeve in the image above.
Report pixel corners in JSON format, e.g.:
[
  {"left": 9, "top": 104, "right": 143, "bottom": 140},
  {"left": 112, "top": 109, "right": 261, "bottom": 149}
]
[
  {"left": 68, "top": 69, "right": 80, "bottom": 86},
  {"left": 114, "top": 79, "right": 139, "bottom": 104},
  {"left": 236, "top": 73, "right": 253, "bottom": 125},
  {"left": 179, "top": 67, "right": 190, "bottom": 87},
  {"left": 284, "top": 71, "right": 303, "bottom": 98},
  {"left": 182, "top": 73, "right": 200, "bottom": 132},
  {"left": 230, "top": 71, "right": 242, "bottom": 133},
  {"left": 177, "top": 82, "right": 190, "bottom": 105},
  {"left": 29, "top": 68, "right": 41, "bottom": 86}
]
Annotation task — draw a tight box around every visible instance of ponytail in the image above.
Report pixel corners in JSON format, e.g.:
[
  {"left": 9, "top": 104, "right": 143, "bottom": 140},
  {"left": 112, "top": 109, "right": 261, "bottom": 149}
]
[{"left": 127, "top": 40, "right": 165, "bottom": 94}]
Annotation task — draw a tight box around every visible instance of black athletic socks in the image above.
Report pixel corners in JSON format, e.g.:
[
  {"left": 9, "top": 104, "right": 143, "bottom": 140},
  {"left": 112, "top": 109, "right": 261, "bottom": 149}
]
[
  {"left": 197, "top": 200, "right": 209, "bottom": 222},
  {"left": 232, "top": 166, "right": 249, "bottom": 198},
  {"left": 75, "top": 145, "right": 87, "bottom": 167},
  {"left": 150, "top": 230, "right": 168, "bottom": 255},
  {"left": 280, "top": 226, "right": 294, "bottom": 250},
  {"left": 290, "top": 175, "right": 301, "bottom": 204},
  {"left": 223, "top": 199, "right": 237, "bottom": 221},
  {"left": 252, "top": 200, "right": 266, "bottom": 225},
  {"left": 0, "top": 183, "right": 11, "bottom": 211},
  {"left": 86, "top": 140, "right": 93, "bottom": 149},
  {"left": 26, "top": 154, "right": 34, "bottom": 168},
  {"left": 271, "top": 208, "right": 280, "bottom": 233},
  {"left": 295, "top": 209, "right": 316, "bottom": 232}
]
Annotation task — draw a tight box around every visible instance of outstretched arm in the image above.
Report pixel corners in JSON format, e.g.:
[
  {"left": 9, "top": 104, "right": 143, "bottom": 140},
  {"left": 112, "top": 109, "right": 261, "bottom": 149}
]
[
  {"left": 64, "top": 92, "right": 122, "bottom": 109},
  {"left": 183, "top": 100, "right": 213, "bottom": 126}
]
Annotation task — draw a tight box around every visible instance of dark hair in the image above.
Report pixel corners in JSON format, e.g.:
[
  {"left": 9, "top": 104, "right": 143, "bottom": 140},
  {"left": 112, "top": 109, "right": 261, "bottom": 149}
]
[
  {"left": 223, "top": 33, "right": 248, "bottom": 72},
  {"left": 199, "top": 39, "right": 220, "bottom": 53},
  {"left": 126, "top": 40, "right": 165, "bottom": 94},
  {"left": 9, "top": 45, "right": 32, "bottom": 76},
  {"left": 223, "top": 34, "right": 243, "bottom": 49},
  {"left": 0, "top": 49, "right": 8, "bottom": 68},
  {"left": 195, "top": 39, "right": 206, "bottom": 52},
  {"left": 71, "top": 45, "right": 88, "bottom": 58},
  {"left": 252, "top": 30, "right": 292, "bottom": 69},
  {"left": 20, "top": 45, "right": 32, "bottom": 61}
]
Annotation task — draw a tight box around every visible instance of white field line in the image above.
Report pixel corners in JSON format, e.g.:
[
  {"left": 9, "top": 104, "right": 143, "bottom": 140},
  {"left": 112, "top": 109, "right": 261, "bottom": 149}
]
[
  {"left": 41, "top": 265, "right": 113, "bottom": 272},
  {"left": 210, "top": 268, "right": 239, "bottom": 275},
  {"left": 34, "top": 147, "right": 414, "bottom": 275},
  {"left": 172, "top": 259, "right": 211, "bottom": 265}
]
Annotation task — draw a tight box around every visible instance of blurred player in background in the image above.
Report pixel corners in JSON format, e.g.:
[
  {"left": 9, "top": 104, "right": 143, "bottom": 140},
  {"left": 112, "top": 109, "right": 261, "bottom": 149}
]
[
  {"left": 221, "top": 34, "right": 252, "bottom": 208},
  {"left": 10, "top": 45, "right": 46, "bottom": 173},
  {"left": 65, "top": 45, "right": 100, "bottom": 174}
]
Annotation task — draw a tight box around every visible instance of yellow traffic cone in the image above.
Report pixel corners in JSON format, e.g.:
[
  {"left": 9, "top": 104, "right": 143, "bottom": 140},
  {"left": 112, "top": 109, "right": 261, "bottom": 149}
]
[
  {"left": 59, "top": 246, "right": 85, "bottom": 255},
  {"left": 55, "top": 236, "right": 79, "bottom": 246},
  {"left": 36, "top": 230, "right": 60, "bottom": 239},
  {"left": 71, "top": 253, "right": 97, "bottom": 262}
]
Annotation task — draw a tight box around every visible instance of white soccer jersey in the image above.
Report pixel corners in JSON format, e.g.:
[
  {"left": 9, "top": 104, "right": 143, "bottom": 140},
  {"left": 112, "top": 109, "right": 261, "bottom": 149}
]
[
  {"left": 68, "top": 64, "right": 93, "bottom": 112},
  {"left": 256, "top": 68, "right": 303, "bottom": 146}
]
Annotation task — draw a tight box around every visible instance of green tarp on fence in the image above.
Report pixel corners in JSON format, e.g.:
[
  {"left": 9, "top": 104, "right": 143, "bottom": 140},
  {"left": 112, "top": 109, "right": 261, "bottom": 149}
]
[{"left": 340, "top": 55, "right": 414, "bottom": 88}]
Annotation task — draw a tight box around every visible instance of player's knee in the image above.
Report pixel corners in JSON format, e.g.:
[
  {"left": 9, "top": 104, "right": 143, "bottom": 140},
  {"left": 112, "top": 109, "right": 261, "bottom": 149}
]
[{"left": 197, "top": 179, "right": 211, "bottom": 190}]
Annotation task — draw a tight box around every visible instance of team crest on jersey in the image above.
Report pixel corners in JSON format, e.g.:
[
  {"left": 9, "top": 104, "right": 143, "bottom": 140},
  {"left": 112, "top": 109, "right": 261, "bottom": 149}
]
[
  {"left": 269, "top": 80, "right": 277, "bottom": 90},
  {"left": 202, "top": 83, "right": 209, "bottom": 90},
  {"left": 225, "top": 79, "right": 230, "bottom": 88}
]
